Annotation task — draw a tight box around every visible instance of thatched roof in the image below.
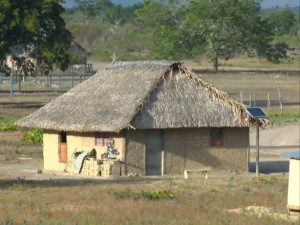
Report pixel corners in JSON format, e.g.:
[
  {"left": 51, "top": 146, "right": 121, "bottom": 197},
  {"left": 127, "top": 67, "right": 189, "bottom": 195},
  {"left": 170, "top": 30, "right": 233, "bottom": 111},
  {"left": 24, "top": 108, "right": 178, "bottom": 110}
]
[{"left": 16, "top": 60, "right": 267, "bottom": 132}]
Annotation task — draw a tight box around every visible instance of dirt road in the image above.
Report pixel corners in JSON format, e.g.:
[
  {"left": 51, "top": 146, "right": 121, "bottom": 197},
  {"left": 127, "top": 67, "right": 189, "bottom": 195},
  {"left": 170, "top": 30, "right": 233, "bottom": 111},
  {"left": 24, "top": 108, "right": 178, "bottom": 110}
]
[{"left": 249, "top": 124, "right": 299, "bottom": 174}]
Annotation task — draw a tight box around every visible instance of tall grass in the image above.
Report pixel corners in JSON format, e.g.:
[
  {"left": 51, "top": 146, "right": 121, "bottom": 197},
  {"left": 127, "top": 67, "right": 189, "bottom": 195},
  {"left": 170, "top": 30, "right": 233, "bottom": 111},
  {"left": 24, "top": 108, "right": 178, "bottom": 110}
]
[{"left": 268, "top": 111, "right": 300, "bottom": 126}]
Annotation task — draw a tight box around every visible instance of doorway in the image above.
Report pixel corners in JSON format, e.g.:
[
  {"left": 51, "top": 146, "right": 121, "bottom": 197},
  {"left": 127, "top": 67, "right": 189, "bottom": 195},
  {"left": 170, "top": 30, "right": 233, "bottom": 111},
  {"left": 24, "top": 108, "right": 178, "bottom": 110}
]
[
  {"left": 59, "top": 131, "right": 67, "bottom": 163},
  {"left": 145, "top": 130, "right": 163, "bottom": 175}
]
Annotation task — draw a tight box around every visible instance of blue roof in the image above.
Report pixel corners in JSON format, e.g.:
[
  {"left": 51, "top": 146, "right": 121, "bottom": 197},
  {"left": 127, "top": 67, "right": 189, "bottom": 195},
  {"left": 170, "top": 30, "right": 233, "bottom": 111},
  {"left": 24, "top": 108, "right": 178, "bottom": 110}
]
[{"left": 281, "top": 150, "right": 300, "bottom": 158}]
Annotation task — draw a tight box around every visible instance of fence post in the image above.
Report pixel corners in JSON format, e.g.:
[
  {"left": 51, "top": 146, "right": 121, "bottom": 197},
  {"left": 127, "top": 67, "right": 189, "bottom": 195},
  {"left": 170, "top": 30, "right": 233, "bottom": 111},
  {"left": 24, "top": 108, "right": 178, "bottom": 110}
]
[
  {"left": 49, "top": 74, "right": 52, "bottom": 87},
  {"left": 10, "top": 73, "right": 14, "bottom": 96},
  {"left": 0, "top": 72, "right": 1, "bottom": 94},
  {"left": 18, "top": 71, "right": 21, "bottom": 92},
  {"left": 58, "top": 73, "right": 61, "bottom": 88},
  {"left": 240, "top": 91, "right": 243, "bottom": 104},
  {"left": 278, "top": 86, "right": 283, "bottom": 111},
  {"left": 267, "top": 93, "right": 271, "bottom": 110},
  {"left": 254, "top": 93, "right": 256, "bottom": 107},
  {"left": 249, "top": 94, "right": 252, "bottom": 107},
  {"left": 71, "top": 69, "right": 74, "bottom": 88}
]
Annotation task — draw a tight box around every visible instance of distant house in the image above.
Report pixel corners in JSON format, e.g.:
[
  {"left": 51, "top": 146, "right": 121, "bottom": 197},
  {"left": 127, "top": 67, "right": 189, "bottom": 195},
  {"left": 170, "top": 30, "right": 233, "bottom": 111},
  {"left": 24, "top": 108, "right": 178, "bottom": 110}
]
[
  {"left": 69, "top": 42, "right": 92, "bottom": 72},
  {"left": 5, "top": 42, "right": 91, "bottom": 73},
  {"left": 16, "top": 61, "right": 267, "bottom": 176}
]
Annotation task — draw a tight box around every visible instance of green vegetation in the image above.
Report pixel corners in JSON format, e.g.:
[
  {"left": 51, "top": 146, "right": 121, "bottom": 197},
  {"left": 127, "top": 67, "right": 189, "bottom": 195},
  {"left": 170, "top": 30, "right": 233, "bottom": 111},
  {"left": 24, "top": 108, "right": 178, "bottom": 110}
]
[
  {"left": 60, "top": 0, "right": 299, "bottom": 71},
  {"left": 0, "top": 120, "right": 18, "bottom": 131},
  {"left": 21, "top": 128, "right": 43, "bottom": 144},
  {"left": 0, "top": 176, "right": 296, "bottom": 224},
  {"left": 268, "top": 112, "right": 300, "bottom": 126},
  {"left": 0, "top": 0, "right": 72, "bottom": 75},
  {"left": 113, "top": 189, "right": 174, "bottom": 200},
  {"left": 1, "top": 0, "right": 298, "bottom": 73}
]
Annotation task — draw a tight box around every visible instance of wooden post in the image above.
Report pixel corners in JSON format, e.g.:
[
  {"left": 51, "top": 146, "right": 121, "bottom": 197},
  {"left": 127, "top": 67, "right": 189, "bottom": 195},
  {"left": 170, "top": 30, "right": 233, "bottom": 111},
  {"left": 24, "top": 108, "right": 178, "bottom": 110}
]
[
  {"left": 71, "top": 70, "right": 74, "bottom": 88},
  {"left": 249, "top": 95, "right": 252, "bottom": 107},
  {"left": 267, "top": 93, "right": 271, "bottom": 110},
  {"left": 58, "top": 73, "right": 61, "bottom": 88},
  {"left": 0, "top": 72, "right": 2, "bottom": 94},
  {"left": 254, "top": 93, "right": 256, "bottom": 107},
  {"left": 161, "top": 150, "right": 164, "bottom": 176},
  {"left": 240, "top": 91, "right": 243, "bottom": 104},
  {"left": 18, "top": 71, "right": 21, "bottom": 92},
  {"left": 256, "top": 119, "right": 260, "bottom": 176},
  {"left": 278, "top": 86, "right": 283, "bottom": 111},
  {"left": 49, "top": 74, "right": 52, "bottom": 87}
]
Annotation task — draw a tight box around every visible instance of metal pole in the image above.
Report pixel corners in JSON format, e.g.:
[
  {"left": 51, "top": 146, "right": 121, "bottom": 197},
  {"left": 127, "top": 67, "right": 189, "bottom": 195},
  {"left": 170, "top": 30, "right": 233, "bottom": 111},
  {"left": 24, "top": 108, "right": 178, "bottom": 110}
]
[
  {"left": 256, "top": 119, "right": 260, "bottom": 176},
  {"left": 10, "top": 73, "right": 14, "bottom": 96},
  {"left": 161, "top": 150, "right": 164, "bottom": 176},
  {"left": 247, "top": 147, "right": 250, "bottom": 173}
]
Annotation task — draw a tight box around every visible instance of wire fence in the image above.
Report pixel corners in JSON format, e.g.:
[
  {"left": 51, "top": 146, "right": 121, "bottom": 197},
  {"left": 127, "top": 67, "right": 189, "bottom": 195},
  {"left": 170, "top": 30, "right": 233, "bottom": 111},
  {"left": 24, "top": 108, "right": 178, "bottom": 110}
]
[{"left": 0, "top": 70, "right": 95, "bottom": 90}]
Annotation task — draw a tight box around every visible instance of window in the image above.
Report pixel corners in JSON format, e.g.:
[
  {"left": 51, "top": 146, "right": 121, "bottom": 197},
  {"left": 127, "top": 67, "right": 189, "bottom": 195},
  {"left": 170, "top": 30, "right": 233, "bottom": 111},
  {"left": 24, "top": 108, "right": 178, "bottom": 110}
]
[
  {"left": 60, "top": 131, "right": 67, "bottom": 143},
  {"left": 210, "top": 129, "right": 223, "bottom": 146},
  {"left": 95, "top": 132, "right": 109, "bottom": 146}
]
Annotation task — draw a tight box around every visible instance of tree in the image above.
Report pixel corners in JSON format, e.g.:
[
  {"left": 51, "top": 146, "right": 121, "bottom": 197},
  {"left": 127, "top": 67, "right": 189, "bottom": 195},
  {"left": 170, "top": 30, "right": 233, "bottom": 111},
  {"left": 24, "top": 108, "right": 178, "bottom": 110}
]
[
  {"left": 136, "top": 0, "right": 189, "bottom": 59},
  {"left": 263, "top": 8, "right": 296, "bottom": 36},
  {"left": 137, "top": 0, "right": 289, "bottom": 71},
  {"left": 0, "top": 0, "right": 73, "bottom": 75}
]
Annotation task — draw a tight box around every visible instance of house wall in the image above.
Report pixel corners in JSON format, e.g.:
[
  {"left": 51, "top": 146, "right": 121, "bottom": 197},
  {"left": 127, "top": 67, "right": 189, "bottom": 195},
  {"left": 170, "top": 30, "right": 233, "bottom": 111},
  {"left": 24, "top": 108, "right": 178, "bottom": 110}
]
[
  {"left": 164, "top": 128, "right": 249, "bottom": 174},
  {"left": 125, "top": 128, "right": 249, "bottom": 175},
  {"left": 43, "top": 130, "right": 60, "bottom": 171},
  {"left": 125, "top": 130, "right": 146, "bottom": 175},
  {"left": 43, "top": 130, "right": 125, "bottom": 172}
]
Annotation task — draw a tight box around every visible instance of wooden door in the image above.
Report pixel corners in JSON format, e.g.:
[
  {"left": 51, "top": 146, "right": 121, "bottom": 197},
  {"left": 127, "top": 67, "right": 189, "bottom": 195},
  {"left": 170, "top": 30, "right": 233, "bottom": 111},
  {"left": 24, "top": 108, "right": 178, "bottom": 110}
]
[
  {"left": 59, "top": 132, "right": 67, "bottom": 163},
  {"left": 146, "top": 130, "right": 163, "bottom": 175}
]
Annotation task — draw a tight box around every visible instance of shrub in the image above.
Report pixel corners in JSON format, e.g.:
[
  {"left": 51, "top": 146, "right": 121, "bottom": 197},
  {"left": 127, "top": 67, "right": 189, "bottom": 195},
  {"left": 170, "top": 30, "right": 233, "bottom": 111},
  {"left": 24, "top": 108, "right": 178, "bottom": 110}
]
[
  {"left": 21, "top": 128, "right": 43, "bottom": 144},
  {"left": 113, "top": 189, "right": 174, "bottom": 200},
  {"left": 0, "top": 120, "right": 19, "bottom": 131}
]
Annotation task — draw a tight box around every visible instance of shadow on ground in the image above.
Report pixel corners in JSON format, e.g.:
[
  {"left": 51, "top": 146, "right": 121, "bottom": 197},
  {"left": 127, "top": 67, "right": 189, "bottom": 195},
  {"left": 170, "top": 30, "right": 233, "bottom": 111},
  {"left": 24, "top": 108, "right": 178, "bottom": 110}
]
[{"left": 249, "top": 160, "right": 289, "bottom": 174}]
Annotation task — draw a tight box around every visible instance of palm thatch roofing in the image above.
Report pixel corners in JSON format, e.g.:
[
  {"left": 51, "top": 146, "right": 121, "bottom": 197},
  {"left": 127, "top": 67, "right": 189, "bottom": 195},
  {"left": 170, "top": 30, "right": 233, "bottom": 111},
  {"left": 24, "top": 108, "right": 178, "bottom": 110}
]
[{"left": 16, "top": 60, "right": 268, "bottom": 132}]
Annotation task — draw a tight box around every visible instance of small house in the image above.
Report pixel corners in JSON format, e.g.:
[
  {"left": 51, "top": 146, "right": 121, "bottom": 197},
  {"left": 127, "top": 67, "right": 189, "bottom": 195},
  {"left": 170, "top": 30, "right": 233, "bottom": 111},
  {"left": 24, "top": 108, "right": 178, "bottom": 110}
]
[{"left": 16, "top": 61, "right": 265, "bottom": 176}]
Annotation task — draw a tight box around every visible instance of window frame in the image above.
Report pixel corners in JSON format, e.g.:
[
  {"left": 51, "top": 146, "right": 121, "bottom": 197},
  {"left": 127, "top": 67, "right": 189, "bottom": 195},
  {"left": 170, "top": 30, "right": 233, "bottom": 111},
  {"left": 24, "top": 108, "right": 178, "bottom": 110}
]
[
  {"left": 95, "top": 132, "right": 109, "bottom": 146},
  {"left": 210, "top": 128, "right": 224, "bottom": 146}
]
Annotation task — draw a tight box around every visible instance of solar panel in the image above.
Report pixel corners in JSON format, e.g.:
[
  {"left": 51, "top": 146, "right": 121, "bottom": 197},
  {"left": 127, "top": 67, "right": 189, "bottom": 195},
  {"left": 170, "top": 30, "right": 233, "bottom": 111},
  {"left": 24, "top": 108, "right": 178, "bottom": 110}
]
[{"left": 246, "top": 107, "right": 267, "bottom": 118}]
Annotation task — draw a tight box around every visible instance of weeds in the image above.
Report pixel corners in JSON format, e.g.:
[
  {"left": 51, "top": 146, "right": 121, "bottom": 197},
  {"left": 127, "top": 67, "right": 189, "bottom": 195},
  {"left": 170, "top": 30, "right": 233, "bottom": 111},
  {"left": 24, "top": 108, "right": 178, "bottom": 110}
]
[
  {"left": 21, "top": 128, "right": 43, "bottom": 144},
  {"left": 0, "top": 120, "right": 19, "bottom": 131},
  {"left": 268, "top": 112, "right": 300, "bottom": 126},
  {"left": 258, "top": 176, "right": 280, "bottom": 185},
  {"left": 113, "top": 189, "right": 174, "bottom": 200}
]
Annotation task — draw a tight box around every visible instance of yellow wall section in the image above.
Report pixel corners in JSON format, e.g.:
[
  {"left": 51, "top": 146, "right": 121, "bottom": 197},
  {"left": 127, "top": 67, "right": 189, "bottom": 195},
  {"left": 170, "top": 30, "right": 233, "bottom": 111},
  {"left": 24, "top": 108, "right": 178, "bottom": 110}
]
[
  {"left": 43, "top": 130, "right": 59, "bottom": 171},
  {"left": 43, "top": 130, "right": 125, "bottom": 172}
]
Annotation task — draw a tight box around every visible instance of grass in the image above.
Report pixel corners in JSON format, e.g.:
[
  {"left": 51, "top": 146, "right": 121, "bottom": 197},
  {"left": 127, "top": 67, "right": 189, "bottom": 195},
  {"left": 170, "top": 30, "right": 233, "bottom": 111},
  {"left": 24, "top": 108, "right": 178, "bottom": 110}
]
[
  {"left": 0, "top": 175, "right": 297, "bottom": 225},
  {"left": 268, "top": 111, "right": 300, "bottom": 126},
  {"left": 0, "top": 63, "right": 298, "bottom": 224}
]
